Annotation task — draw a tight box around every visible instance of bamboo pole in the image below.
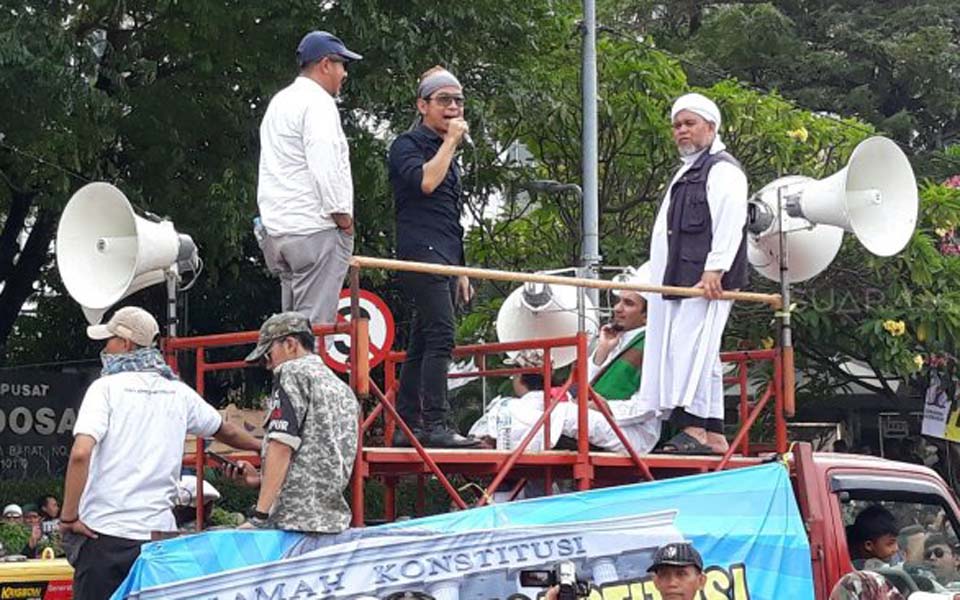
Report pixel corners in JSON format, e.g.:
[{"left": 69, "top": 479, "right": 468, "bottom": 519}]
[{"left": 350, "top": 256, "right": 782, "bottom": 308}]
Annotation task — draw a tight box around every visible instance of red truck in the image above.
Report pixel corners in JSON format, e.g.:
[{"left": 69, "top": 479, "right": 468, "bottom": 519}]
[{"left": 787, "top": 442, "right": 960, "bottom": 598}]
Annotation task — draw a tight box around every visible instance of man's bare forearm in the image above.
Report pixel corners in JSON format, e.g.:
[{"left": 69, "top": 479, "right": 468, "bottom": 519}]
[
  {"left": 255, "top": 440, "right": 293, "bottom": 513},
  {"left": 331, "top": 213, "right": 353, "bottom": 231},
  {"left": 420, "top": 139, "right": 458, "bottom": 194},
  {"left": 214, "top": 421, "right": 262, "bottom": 452},
  {"left": 61, "top": 442, "right": 93, "bottom": 520}
]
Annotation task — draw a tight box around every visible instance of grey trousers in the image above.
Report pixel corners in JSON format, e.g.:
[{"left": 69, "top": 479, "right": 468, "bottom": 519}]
[{"left": 259, "top": 227, "right": 354, "bottom": 330}]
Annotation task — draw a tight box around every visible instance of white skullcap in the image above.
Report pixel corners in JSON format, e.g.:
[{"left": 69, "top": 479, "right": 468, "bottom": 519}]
[
  {"left": 613, "top": 262, "right": 652, "bottom": 301},
  {"left": 505, "top": 348, "right": 544, "bottom": 368},
  {"left": 671, "top": 93, "right": 721, "bottom": 129}
]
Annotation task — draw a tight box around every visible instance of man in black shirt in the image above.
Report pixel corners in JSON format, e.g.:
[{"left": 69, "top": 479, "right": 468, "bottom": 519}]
[{"left": 387, "top": 66, "right": 479, "bottom": 448}]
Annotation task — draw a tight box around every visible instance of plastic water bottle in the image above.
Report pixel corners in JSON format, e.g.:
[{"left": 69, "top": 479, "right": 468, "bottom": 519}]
[
  {"left": 497, "top": 405, "right": 512, "bottom": 450},
  {"left": 253, "top": 216, "right": 266, "bottom": 245}
]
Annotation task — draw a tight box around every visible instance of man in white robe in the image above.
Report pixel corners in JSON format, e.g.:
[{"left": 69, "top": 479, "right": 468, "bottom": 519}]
[
  {"left": 637, "top": 92, "right": 749, "bottom": 454},
  {"left": 470, "top": 265, "right": 660, "bottom": 454},
  {"left": 560, "top": 264, "right": 659, "bottom": 453}
]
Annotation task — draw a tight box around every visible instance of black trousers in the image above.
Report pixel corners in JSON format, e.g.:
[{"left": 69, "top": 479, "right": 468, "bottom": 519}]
[
  {"left": 71, "top": 532, "right": 144, "bottom": 600},
  {"left": 670, "top": 408, "right": 724, "bottom": 434},
  {"left": 396, "top": 272, "right": 457, "bottom": 427}
]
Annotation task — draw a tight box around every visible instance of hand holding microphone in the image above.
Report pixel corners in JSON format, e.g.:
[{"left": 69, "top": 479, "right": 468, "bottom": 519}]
[{"left": 448, "top": 117, "right": 471, "bottom": 146}]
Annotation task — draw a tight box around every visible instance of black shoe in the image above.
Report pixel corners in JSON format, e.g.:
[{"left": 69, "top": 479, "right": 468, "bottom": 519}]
[
  {"left": 422, "top": 425, "right": 482, "bottom": 448},
  {"left": 391, "top": 425, "right": 422, "bottom": 447}
]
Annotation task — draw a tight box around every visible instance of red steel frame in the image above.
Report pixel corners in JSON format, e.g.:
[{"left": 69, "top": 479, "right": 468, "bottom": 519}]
[{"left": 167, "top": 264, "right": 788, "bottom": 529}]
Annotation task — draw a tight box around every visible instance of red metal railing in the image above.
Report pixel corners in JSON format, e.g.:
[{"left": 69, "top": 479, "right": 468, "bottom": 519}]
[
  {"left": 164, "top": 321, "right": 352, "bottom": 529},
  {"left": 167, "top": 258, "right": 786, "bottom": 528}
]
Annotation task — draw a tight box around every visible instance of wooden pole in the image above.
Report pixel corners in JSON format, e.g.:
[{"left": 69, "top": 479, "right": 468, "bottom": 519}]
[{"left": 350, "top": 256, "right": 782, "bottom": 308}]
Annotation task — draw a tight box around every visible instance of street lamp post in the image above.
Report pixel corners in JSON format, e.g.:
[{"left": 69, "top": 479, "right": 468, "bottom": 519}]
[{"left": 581, "top": 0, "right": 601, "bottom": 298}]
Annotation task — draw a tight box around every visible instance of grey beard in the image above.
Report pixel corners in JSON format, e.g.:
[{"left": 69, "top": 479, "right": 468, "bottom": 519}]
[{"left": 677, "top": 142, "right": 703, "bottom": 156}]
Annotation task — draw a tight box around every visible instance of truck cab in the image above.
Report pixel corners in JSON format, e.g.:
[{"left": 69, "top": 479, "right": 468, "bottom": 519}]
[{"left": 793, "top": 443, "right": 960, "bottom": 598}]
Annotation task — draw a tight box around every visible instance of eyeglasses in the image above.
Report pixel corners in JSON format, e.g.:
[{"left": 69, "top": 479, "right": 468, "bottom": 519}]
[
  {"left": 428, "top": 94, "right": 465, "bottom": 107},
  {"left": 926, "top": 547, "right": 948, "bottom": 559}
]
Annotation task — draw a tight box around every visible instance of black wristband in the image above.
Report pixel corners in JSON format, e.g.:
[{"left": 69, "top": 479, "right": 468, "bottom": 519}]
[
  {"left": 253, "top": 510, "right": 270, "bottom": 521},
  {"left": 59, "top": 517, "right": 78, "bottom": 524}
]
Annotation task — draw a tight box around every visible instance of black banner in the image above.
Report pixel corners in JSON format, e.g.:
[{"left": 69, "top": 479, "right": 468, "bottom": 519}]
[{"left": 0, "top": 371, "right": 92, "bottom": 480}]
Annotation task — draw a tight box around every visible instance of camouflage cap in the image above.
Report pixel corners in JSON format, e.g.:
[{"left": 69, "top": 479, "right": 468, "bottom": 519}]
[{"left": 245, "top": 312, "right": 313, "bottom": 362}]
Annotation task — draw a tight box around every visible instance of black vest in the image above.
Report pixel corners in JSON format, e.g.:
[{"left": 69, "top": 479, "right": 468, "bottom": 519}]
[{"left": 661, "top": 150, "right": 749, "bottom": 300}]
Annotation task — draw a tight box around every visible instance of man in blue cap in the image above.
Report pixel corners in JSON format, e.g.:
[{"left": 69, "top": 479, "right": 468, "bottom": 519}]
[{"left": 256, "top": 31, "right": 363, "bottom": 344}]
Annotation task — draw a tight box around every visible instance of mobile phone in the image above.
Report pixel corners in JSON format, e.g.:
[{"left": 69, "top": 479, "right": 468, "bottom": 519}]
[{"left": 206, "top": 450, "right": 240, "bottom": 470}]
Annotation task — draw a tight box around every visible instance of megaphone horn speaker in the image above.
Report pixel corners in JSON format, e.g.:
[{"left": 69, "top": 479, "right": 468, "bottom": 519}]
[
  {"left": 786, "top": 136, "right": 918, "bottom": 257},
  {"left": 496, "top": 280, "right": 597, "bottom": 369},
  {"left": 747, "top": 175, "right": 845, "bottom": 284},
  {"left": 56, "top": 182, "right": 198, "bottom": 315}
]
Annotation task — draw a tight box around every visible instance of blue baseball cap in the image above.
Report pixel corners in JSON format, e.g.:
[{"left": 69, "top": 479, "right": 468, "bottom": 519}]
[{"left": 297, "top": 31, "right": 362, "bottom": 67}]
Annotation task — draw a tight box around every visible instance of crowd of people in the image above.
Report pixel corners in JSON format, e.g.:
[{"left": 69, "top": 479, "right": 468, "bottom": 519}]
[
  {"left": 45, "top": 24, "right": 791, "bottom": 600},
  {"left": 1, "top": 496, "right": 61, "bottom": 558},
  {"left": 844, "top": 502, "right": 960, "bottom": 596},
  {"left": 251, "top": 23, "right": 748, "bottom": 455}
]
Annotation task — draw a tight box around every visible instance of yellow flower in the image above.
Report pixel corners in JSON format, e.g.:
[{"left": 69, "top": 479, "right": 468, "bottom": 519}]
[
  {"left": 936, "top": 227, "right": 949, "bottom": 237},
  {"left": 786, "top": 127, "right": 809, "bottom": 143},
  {"left": 914, "top": 355, "right": 925, "bottom": 369},
  {"left": 761, "top": 337, "right": 775, "bottom": 350},
  {"left": 882, "top": 319, "right": 906, "bottom": 336}
]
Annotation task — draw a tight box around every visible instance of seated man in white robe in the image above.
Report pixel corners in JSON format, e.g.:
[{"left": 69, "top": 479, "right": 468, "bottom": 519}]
[
  {"left": 554, "top": 265, "right": 660, "bottom": 454},
  {"left": 470, "top": 265, "right": 660, "bottom": 454}
]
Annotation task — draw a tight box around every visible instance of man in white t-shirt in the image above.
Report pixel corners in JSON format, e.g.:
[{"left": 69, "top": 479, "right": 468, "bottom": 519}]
[
  {"left": 256, "top": 31, "right": 362, "bottom": 336},
  {"left": 59, "top": 307, "right": 260, "bottom": 600}
]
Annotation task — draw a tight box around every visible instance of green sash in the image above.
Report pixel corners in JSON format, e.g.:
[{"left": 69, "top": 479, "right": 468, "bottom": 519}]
[{"left": 592, "top": 330, "right": 645, "bottom": 400}]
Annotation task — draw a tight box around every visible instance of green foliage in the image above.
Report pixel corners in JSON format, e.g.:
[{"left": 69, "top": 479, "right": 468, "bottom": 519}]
[
  {"left": 209, "top": 506, "right": 244, "bottom": 528},
  {"left": 3, "top": 0, "right": 959, "bottom": 406},
  {"left": 0, "top": 522, "right": 29, "bottom": 557},
  {"left": 643, "top": 1, "right": 960, "bottom": 171},
  {"left": 206, "top": 471, "right": 259, "bottom": 515},
  {"left": 0, "top": 478, "right": 62, "bottom": 511}
]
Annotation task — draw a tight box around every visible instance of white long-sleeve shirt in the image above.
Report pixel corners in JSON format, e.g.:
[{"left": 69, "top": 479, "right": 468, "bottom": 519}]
[{"left": 257, "top": 77, "right": 353, "bottom": 236}]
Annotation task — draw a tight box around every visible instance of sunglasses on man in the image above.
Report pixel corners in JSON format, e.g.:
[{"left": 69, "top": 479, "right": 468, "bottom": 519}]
[
  {"left": 926, "top": 546, "right": 951, "bottom": 559},
  {"left": 428, "top": 94, "right": 465, "bottom": 107}
]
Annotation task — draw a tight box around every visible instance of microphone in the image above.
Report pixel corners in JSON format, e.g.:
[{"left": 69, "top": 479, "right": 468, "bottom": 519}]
[{"left": 463, "top": 132, "right": 475, "bottom": 147}]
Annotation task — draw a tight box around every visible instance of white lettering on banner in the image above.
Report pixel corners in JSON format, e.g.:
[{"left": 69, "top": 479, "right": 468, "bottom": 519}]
[
  {"left": 0, "top": 383, "right": 50, "bottom": 397},
  {"left": 270, "top": 421, "right": 289, "bottom": 432},
  {"left": 236, "top": 571, "right": 345, "bottom": 600},
  {"left": 0, "top": 407, "right": 77, "bottom": 436},
  {"left": 373, "top": 536, "right": 587, "bottom": 585},
  {"left": 145, "top": 511, "right": 681, "bottom": 599}
]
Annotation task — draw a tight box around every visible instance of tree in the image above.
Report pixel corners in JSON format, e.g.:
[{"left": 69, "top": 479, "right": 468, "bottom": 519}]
[
  {"left": 6, "top": 0, "right": 959, "bottom": 411},
  {"left": 0, "top": 0, "right": 568, "bottom": 363},
  {"left": 625, "top": 2, "right": 960, "bottom": 175}
]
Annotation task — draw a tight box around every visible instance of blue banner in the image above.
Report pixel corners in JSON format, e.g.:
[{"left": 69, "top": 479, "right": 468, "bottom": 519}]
[{"left": 115, "top": 462, "right": 813, "bottom": 599}]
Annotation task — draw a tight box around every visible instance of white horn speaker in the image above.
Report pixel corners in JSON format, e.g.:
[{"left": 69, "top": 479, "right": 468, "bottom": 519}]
[
  {"left": 80, "top": 270, "right": 168, "bottom": 325},
  {"left": 496, "top": 282, "right": 597, "bottom": 369},
  {"left": 786, "top": 136, "right": 918, "bottom": 257},
  {"left": 747, "top": 176, "right": 845, "bottom": 283},
  {"left": 56, "top": 182, "right": 199, "bottom": 322},
  {"left": 747, "top": 136, "right": 919, "bottom": 282}
]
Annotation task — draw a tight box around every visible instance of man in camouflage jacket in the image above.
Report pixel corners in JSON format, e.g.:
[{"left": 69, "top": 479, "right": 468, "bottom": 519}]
[{"left": 233, "top": 312, "right": 359, "bottom": 533}]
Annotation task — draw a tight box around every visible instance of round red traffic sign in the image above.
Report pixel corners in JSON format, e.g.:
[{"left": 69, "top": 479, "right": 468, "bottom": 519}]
[{"left": 320, "top": 289, "right": 395, "bottom": 373}]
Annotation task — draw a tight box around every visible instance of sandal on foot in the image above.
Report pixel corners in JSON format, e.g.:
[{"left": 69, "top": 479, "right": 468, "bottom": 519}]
[{"left": 656, "top": 431, "right": 717, "bottom": 455}]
